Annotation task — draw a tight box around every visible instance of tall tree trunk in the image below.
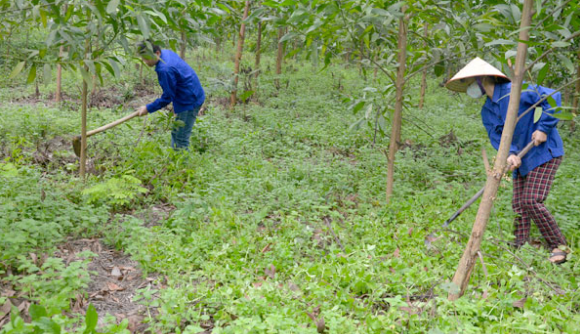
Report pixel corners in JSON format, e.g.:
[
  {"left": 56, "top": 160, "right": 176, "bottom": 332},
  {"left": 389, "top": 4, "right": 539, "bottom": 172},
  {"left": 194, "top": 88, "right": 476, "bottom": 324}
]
[
  {"left": 80, "top": 37, "right": 91, "bottom": 178},
  {"left": 418, "top": 23, "right": 429, "bottom": 109},
  {"left": 359, "top": 39, "right": 364, "bottom": 76},
  {"left": 3, "top": 26, "right": 13, "bottom": 72},
  {"left": 255, "top": 21, "right": 262, "bottom": 79},
  {"left": 386, "top": 9, "right": 407, "bottom": 204},
  {"left": 55, "top": 45, "right": 63, "bottom": 103},
  {"left": 282, "top": 27, "right": 288, "bottom": 66},
  {"left": 229, "top": 0, "right": 250, "bottom": 109},
  {"left": 180, "top": 30, "right": 187, "bottom": 59},
  {"left": 573, "top": 50, "right": 580, "bottom": 111},
  {"left": 35, "top": 78, "right": 40, "bottom": 98},
  {"left": 275, "top": 27, "right": 284, "bottom": 88},
  {"left": 91, "top": 39, "right": 98, "bottom": 100},
  {"left": 448, "top": 0, "right": 534, "bottom": 301},
  {"left": 373, "top": 52, "right": 378, "bottom": 82}
]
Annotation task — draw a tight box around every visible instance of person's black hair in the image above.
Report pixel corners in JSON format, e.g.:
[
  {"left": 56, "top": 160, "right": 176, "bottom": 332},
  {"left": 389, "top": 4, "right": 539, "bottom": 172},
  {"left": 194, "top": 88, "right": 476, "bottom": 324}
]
[{"left": 137, "top": 40, "right": 161, "bottom": 55}]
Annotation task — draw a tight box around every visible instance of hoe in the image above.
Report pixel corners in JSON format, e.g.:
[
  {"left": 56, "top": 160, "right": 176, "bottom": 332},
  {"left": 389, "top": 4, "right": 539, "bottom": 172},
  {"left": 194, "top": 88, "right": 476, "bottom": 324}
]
[
  {"left": 72, "top": 110, "right": 140, "bottom": 157},
  {"left": 443, "top": 141, "right": 535, "bottom": 227}
]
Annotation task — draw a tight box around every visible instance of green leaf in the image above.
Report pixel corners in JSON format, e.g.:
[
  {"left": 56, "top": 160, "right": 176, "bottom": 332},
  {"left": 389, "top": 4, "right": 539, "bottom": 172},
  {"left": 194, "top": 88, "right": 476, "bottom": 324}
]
[
  {"left": 473, "top": 23, "right": 493, "bottom": 32},
  {"left": 552, "top": 110, "right": 575, "bottom": 120},
  {"left": 27, "top": 64, "right": 37, "bottom": 84},
  {"left": 35, "top": 317, "right": 61, "bottom": 334},
  {"left": 137, "top": 14, "right": 150, "bottom": 39},
  {"left": 108, "top": 59, "right": 121, "bottom": 78},
  {"left": 556, "top": 54, "right": 574, "bottom": 73},
  {"left": 537, "top": 63, "right": 549, "bottom": 85},
  {"left": 9, "top": 62, "right": 26, "bottom": 79},
  {"left": 547, "top": 95, "right": 557, "bottom": 109},
  {"left": 145, "top": 10, "right": 167, "bottom": 24},
  {"left": 239, "top": 90, "right": 255, "bottom": 101},
  {"left": 64, "top": 4, "right": 74, "bottom": 22},
  {"left": 79, "top": 66, "right": 93, "bottom": 87},
  {"left": 40, "top": 9, "right": 47, "bottom": 27},
  {"left": 83, "top": 304, "right": 98, "bottom": 334},
  {"left": 245, "top": 7, "right": 266, "bottom": 22},
  {"left": 552, "top": 41, "right": 571, "bottom": 48},
  {"left": 29, "top": 304, "right": 47, "bottom": 321},
  {"left": 352, "top": 101, "right": 365, "bottom": 114},
  {"left": 534, "top": 107, "right": 542, "bottom": 123},
  {"left": 279, "top": 32, "right": 298, "bottom": 43},
  {"left": 106, "top": 0, "right": 120, "bottom": 15},
  {"left": 46, "top": 29, "right": 58, "bottom": 46},
  {"left": 349, "top": 117, "right": 366, "bottom": 131},
  {"left": 434, "top": 62, "right": 445, "bottom": 77},
  {"left": 485, "top": 39, "right": 515, "bottom": 46}
]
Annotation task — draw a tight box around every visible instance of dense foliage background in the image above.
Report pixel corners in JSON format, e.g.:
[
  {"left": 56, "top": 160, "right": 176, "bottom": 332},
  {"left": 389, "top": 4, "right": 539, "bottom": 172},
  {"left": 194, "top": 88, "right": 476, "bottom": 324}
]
[{"left": 1, "top": 0, "right": 579, "bottom": 333}]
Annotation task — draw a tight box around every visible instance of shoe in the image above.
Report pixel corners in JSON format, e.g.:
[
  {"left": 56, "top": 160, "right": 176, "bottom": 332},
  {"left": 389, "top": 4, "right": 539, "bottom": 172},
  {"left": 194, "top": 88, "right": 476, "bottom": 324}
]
[{"left": 549, "top": 251, "right": 567, "bottom": 265}]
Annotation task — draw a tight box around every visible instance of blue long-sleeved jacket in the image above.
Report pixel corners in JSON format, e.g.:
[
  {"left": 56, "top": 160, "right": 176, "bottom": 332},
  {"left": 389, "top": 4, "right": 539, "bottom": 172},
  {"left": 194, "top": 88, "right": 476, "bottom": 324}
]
[
  {"left": 481, "top": 82, "right": 564, "bottom": 177},
  {"left": 146, "top": 50, "right": 205, "bottom": 114}
]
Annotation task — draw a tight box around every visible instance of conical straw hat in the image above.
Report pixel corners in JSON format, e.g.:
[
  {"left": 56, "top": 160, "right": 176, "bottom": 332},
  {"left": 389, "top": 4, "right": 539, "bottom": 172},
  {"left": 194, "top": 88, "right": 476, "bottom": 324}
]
[{"left": 445, "top": 57, "right": 510, "bottom": 92}]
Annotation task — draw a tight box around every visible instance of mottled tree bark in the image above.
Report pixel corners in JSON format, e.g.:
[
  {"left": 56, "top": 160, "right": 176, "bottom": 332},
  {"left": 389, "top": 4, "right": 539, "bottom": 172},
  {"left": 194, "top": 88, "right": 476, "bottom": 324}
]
[
  {"left": 449, "top": 0, "right": 533, "bottom": 301},
  {"left": 386, "top": 9, "right": 407, "bottom": 204},
  {"left": 180, "top": 30, "right": 187, "bottom": 59},
  {"left": 229, "top": 0, "right": 250, "bottom": 109},
  {"left": 418, "top": 23, "right": 429, "bottom": 109}
]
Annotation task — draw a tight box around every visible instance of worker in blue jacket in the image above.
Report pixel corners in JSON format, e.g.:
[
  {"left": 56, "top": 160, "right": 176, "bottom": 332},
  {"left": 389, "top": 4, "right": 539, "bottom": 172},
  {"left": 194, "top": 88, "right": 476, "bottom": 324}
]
[
  {"left": 137, "top": 41, "right": 205, "bottom": 150},
  {"left": 446, "top": 57, "right": 568, "bottom": 264}
]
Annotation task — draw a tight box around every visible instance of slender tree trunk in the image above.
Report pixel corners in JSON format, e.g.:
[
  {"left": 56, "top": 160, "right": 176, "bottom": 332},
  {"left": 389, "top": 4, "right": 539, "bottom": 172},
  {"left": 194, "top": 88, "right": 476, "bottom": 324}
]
[
  {"left": 283, "top": 27, "right": 288, "bottom": 66},
  {"left": 55, "top": 45, "right": 63, "bottom": 103},
  {"left": 91, "top": 39, "right": 98, "bottom": 99},
  {"left": 255, "top": 21, "right": 262, "bottom": 79},
  {"left": 180, "top": 30, "right": 187, "bottom": 59},
  {"left": 418, "top": 23, "right": 429, "bottom": 109},
  {"left": 275, "top": 27, "right": 284, "bottom": 88},
  {"left": 3, "top": 26, "right": 13, "bottom": 72},
  {"left": 573, "top": 50, "right": 580, "bottom": 111},
  {"left": 229, "top": 0, "right": 250, "bottom": 109},
  {"left": 373, "top": 52, "right": 378, "bottom": 82},
  {"left": 80, "top": 37, "right": 91, "bottom": 178},
  {"left": 359, "top": 39, "right": 364, "bottom": 76},
  {"left": 448, "top": 0, "right": 534, "bottom": 301},
  {"left": 386, "top": 9, "right": 407, "bottom": 204}
]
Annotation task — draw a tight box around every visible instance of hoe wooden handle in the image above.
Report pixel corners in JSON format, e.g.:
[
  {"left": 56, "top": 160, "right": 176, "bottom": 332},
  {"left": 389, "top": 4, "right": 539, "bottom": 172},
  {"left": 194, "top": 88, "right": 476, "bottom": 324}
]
[
  {"left": 86, "top": 110, "right": 141, "bottom": 138},
  {"left": 443, "top": 141, "right": 535, "bottom": 227}
]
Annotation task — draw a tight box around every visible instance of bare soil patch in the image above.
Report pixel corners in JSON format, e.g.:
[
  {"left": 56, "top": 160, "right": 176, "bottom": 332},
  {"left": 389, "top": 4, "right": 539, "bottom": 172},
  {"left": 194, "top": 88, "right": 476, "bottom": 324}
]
[
  {"left": 54, "top": 238, "right": 163, "bottom": 333},
  {"left": 131, "top": 203, "right": 176, "bottom": 228}
]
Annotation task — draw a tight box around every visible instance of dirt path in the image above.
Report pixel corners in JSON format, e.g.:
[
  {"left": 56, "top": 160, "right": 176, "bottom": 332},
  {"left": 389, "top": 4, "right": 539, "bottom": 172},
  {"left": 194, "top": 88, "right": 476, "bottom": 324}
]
[{"left": 54, "top": 238, "right": 163, "bottom": 332}]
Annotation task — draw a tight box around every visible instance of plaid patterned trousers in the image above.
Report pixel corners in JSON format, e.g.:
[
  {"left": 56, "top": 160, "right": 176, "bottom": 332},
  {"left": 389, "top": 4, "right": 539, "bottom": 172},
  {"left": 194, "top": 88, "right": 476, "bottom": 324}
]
[{"left": 512, "top": 156, "right": 566, "bottom": 249}]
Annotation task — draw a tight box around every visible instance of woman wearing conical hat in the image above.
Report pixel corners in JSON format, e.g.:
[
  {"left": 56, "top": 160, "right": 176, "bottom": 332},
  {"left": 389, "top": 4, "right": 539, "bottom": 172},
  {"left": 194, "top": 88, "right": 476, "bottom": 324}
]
[{"left": 446, "top": 57, "right": 568, "bottom": 264}]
